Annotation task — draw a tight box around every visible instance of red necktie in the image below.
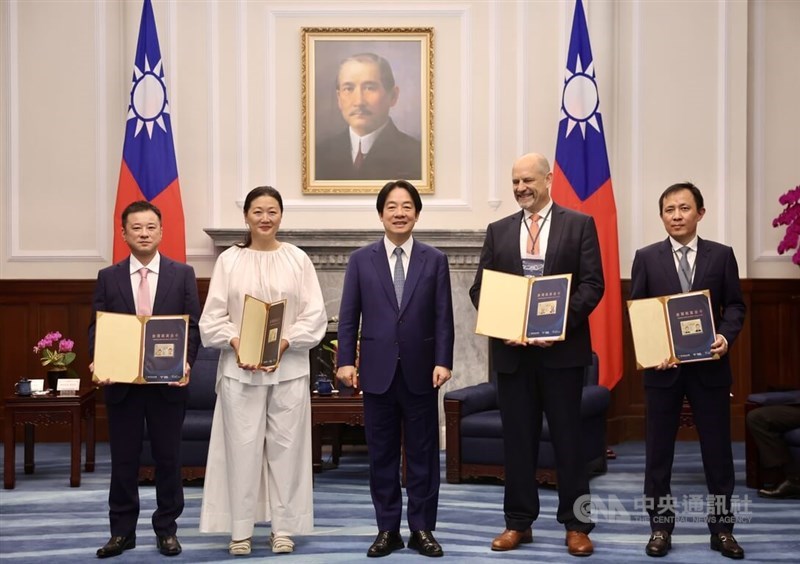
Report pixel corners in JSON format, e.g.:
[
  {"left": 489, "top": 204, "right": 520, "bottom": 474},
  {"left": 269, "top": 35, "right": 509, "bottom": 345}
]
[{"left": 353, "top": 141, "right": 365, "bottom": 170}]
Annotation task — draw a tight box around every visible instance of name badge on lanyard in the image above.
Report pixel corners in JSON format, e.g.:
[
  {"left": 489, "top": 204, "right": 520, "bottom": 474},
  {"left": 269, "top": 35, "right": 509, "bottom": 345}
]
[
  {"left": 522, "top": 255, "right": 545, "bottom": 278},
  {"left": 522, "top": 209, "right": 550, "bottom": 278}
]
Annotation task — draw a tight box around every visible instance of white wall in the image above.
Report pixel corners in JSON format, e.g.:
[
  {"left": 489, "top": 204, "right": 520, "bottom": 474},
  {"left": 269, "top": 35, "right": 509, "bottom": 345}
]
[{"left": 1, "top": 0, "right": 798, "bottom": 279}]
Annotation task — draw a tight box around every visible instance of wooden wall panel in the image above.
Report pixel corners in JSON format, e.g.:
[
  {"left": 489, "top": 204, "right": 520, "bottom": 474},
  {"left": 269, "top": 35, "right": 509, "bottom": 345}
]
[{"left": 0, "top": 278, "right": 797, "bottom": 443}]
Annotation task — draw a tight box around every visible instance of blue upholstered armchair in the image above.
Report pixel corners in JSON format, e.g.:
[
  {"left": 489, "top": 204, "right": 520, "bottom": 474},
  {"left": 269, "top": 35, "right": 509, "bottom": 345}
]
[
  {"left": 745, "top": 390, "right": 800, "bottom": 489},
  {"left": 443, "top": 353, "right": 610, "bottom": 485},
  {"left": 139, "top": 346, "right": 219, "bottom": 482}
]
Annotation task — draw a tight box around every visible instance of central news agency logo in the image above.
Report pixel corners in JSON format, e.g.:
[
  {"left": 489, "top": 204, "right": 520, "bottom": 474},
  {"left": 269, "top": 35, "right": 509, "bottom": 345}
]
[{"left": 573, "top": 494, "right": 754, "bottom": 524}]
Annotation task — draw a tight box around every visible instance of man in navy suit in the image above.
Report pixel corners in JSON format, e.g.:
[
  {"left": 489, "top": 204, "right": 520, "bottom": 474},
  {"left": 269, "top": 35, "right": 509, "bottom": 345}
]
[
  {"left": 631, "top": 182, "right": 746, "bottom": 559},
  {"left": 336, "top": 180, "right": 454, "bottom": 557},
  {"left": 469, "top": 153, "right": 603, "bottom": 557},
  {"left": 89, "top": 201, "right": 201, "bottom": 558}
]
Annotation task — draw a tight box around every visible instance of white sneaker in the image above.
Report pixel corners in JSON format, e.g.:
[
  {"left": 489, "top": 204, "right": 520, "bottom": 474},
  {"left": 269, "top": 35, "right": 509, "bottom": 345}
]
[{"left": 271, "top": 532, "right": 295, "bottom": 554}]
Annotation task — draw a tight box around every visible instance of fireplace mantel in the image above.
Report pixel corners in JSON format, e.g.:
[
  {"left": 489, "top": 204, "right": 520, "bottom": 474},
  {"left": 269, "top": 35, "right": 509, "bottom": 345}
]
[{"left": 204, "top": 229, "right": 486, "bottom": 271}]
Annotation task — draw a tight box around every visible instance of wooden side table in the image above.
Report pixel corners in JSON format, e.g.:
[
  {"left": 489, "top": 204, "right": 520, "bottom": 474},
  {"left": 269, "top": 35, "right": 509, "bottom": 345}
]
[
  {"left": 310, "top": 390, "right": 406, "bottom": 484},
  {"left": 3, "top": 388, "right": 97, "bottom": 489},
  {"left": 311, "top": 392, "right": 365, "bottom": 473}
]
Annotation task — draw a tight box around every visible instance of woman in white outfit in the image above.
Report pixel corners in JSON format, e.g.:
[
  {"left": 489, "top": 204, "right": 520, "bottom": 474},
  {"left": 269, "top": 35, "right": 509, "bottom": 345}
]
[{"left": 198, "top": 186, "right": 327, "bottom": 555}]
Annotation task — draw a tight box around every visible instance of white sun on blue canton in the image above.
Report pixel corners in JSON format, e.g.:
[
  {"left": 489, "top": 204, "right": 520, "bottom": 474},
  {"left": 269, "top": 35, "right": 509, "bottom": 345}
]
[
  {"left": 560, "top": 53, "right": 602, "bottom": 139},
  {"left": 127, "top": 55, "right": 170, "bottom": 139}
]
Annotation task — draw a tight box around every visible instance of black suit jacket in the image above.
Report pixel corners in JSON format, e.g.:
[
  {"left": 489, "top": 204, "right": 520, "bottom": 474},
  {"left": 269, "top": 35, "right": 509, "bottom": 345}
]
[
  {"left": 630, "top": 237, "right": 745, "bottom": 388},
  {"left": 315, "top": 119, "right": 422, "bottom": 180},
  {"left": 88, "top": 255, "right": 201, "bottom": 404},
  {"left": 469, "top": 204, "right": 604, "bottom": 373}
]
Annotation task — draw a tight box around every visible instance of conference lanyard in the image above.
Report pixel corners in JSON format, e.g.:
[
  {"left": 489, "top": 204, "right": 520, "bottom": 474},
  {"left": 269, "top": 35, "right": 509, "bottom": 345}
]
[{"left": 522, "top": 207, "right": 553, "bottom": 255}]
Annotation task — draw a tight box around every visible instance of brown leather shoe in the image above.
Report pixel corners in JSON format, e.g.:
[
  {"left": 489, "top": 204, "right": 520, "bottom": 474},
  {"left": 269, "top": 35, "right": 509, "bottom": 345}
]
[
  {"left": 566, "top": 531, "right": 593, "bottom": 556},
  {"left": 491, "top": 528, "right": 533, "bottom": 551}
]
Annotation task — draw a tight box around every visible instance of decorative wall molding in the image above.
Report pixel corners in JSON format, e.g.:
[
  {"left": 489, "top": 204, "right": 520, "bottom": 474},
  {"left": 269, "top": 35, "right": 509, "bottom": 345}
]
[
  {"left": 7, "top": 0, "right": 105, "bottom": 262},
  {"left": 204, "top": 228, "right": 486, "bottom": 270}
]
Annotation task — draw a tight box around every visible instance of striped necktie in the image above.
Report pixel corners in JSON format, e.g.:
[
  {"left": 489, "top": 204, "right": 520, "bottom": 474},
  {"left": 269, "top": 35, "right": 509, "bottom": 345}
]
[
  {"left": 392, "top": 247, "right": 405, "bottom": 307},
  {"left": 677, "top": 246, "right": 692, "bottom": 292}
]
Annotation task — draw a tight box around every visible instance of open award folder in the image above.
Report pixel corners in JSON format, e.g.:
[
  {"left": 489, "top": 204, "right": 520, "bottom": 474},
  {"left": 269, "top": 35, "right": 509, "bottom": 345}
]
[
  {"left": 238, "top": 295, "right": 286, "bottom": 368},
  {"left": 627, "top": 290, "right": 719, "bottom": 369},
  {"left": 475, "top": 269, "right": 572, "bottom": 341},
  {"left": 93, "top": 312, "right": 189, "bottom": 383}
]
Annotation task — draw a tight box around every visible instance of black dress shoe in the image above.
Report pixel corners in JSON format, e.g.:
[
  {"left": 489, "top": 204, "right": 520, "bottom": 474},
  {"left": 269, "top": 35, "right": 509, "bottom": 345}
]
[
  {"left": 645, "top": 530, "right": 671, "bottom": 557},
  {"left": 96, "top": 535, "right": 136, "bottom": 558},
  {"left": 157, "top": 535, "right": 182, "bottom": 556},
  {"left": 710, "top": 533, "right": 744, "bottom": 559},
  {"left": 367, "top": 531, "right": 404, "bottom": 557},
  {"left": 408, "top": 530, "right": 444, "bottom": 557},
  {"left": 758, "top": 478, "right": 800, "bottom": 499}
]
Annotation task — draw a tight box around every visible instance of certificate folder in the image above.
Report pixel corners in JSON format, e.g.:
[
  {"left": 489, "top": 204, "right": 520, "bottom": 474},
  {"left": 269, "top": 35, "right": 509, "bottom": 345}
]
[
  {"left": 238, "top": 295, "right": 286, "bottom": 368},
  {"left": 93, "top": 312, "right": 189, "bottom": 384},
  {"left": 475, "top": 269, "right": 572, "bottom": 342},
  {"left": 627, "top": 290, "right": 719, "bottom": 369}
]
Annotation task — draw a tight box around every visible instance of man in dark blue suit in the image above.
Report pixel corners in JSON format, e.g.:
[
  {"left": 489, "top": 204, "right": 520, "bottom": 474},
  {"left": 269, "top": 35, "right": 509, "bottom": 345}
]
[
  {"left": 89, "top": 201, "right": 201, "bottom": 559},
  {"left": 336, "top": 180, "right": 454, "bottom": 557},
  {"left": 631, "top": 182, "right": 746, "bottom": 559},
  {"left": 470, "top": 153, "right": 603, "bottom": 557}
]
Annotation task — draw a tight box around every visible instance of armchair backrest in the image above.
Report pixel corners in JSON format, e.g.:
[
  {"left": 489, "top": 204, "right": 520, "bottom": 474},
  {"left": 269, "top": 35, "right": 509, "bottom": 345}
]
[
  {"left": 187, "top": 346, "right": 219, "bottom": 410},
  {"left": 583, "top": 352, "right": 599, "bottom": 387}
]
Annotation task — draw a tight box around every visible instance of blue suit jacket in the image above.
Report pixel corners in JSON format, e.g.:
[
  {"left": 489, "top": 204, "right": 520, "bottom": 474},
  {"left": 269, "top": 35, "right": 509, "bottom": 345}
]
[
  {"left": 337, "top": 239, "right": 454, "bottom": 395},
  {"left": 630, "top": 237, "right": 745, "bottom": 388},
  {"left": 88, "top": 255, "right": 201, "bottom": 404}
]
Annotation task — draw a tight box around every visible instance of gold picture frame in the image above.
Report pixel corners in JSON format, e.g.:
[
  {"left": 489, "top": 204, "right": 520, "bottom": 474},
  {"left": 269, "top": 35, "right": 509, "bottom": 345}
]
[{"left": 302, "top": 27, "right": 434, "bottom": 194}]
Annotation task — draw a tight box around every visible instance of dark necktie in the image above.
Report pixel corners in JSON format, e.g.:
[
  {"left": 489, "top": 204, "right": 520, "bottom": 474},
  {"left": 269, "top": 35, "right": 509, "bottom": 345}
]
[
  {"left": 392, "top": 247, "right": 405, "bottom": 306},
  {"left": 677, "top": 246, "right": 692, "bottom": 292},
  {"left": 353, "top": 141, "right": 365, "bottom": 170}
]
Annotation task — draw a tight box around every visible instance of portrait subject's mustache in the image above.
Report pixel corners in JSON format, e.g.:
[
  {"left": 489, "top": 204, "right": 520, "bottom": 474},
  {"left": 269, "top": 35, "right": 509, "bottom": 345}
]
[{"left": 349, "top": 108, "right": 373, "bottom": 117}]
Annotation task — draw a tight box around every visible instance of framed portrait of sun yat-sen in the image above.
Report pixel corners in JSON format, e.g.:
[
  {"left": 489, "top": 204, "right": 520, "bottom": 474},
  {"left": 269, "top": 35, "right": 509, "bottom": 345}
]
[{"left": 302, "top": 27, "right": 434, "bottom": 194}]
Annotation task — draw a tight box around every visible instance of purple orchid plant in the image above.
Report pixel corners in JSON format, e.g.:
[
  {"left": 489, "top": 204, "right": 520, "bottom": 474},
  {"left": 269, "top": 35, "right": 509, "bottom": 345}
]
[
  {"left": 33, "top": 331, "right": 76, "bottom": 368},
  {"left": 773, "top": 185, "right": 800, "bottom": 265}
]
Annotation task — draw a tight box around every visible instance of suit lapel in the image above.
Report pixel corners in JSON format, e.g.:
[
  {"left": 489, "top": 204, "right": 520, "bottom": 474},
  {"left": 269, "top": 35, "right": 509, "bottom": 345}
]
[
  {"left": 543, "top": 204, "right": 565, "bottom": 276},
  {"left": 370, "top": 241, "right": 399, "bottom": 311},
  {"left": 500, "top": 211, "right": 525, "bottom": 276},
  {"left": 692, "top": 237, "right": 710, "bottom": 291},
  {"left": 400, "top": 241, "right": 427, "bottom": 313},
  {"left": 153, "top": 257, "right": 175, "bottom": 314},
  {"left": 114, "top": 259, "right": 136, "bottom": 313},
  {"left": 657, "top": 238, "right": 684, "bottom": 293}
]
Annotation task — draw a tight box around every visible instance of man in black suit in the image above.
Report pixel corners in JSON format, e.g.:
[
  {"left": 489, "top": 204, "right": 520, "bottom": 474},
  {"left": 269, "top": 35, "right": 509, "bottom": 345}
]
[
  {"left": 631, "top": 182, "right": 746, "bottom": 559},
  {"left": 89, "top": 201, "right": 201, "bottom": 558},
  {"left": 469, "top": 153, "right": 604, "bottom": 557},
  {"left": 315, "top": 52, "right": 421, "bottom": 181}
]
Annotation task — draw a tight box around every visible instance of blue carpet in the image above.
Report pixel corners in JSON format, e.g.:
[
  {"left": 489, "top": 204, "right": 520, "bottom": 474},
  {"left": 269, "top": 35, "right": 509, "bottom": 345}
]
[{"left": 0, "top": 441, "right": 797, "bottom": 562}]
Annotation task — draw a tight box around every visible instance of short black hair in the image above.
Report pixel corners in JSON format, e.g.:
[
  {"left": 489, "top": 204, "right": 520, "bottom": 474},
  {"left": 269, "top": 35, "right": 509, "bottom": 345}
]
[
  {"left": 121, "top": 200, "right": 162, "bottom": 228},
  {"left": 244, "top": 186, "right": 283, "bottom": 213},
  {"left": 376, "top": 180, "right": 423, "bottom": 214},
  {"left": 659, "top": 182, "right": 705, "bottom": 214},
  {"left": 238, "top": 186, "right": 284, "bottom": 248}
]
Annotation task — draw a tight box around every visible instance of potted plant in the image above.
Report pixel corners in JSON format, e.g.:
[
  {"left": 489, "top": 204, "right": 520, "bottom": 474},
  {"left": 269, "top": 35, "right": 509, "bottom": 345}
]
[
  {"left": 773, "top": 184, "right": 800, "bottom": 265},
  {"left": 33, "top": 331, "right": 77, "bottom": 391}
]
